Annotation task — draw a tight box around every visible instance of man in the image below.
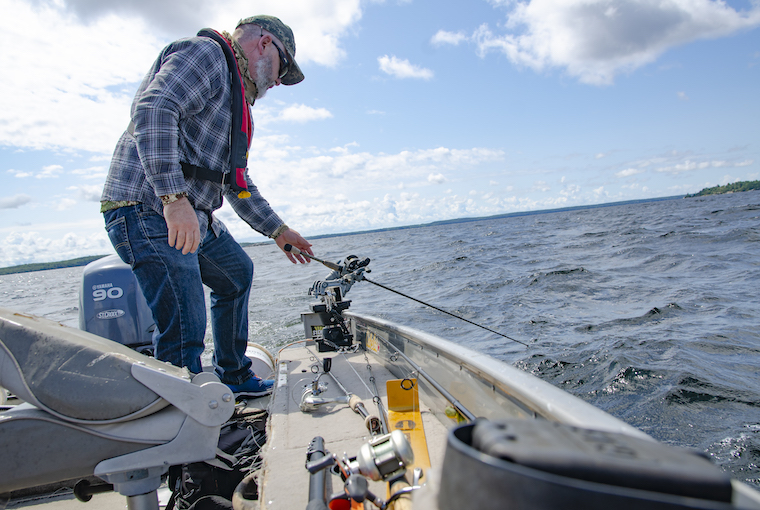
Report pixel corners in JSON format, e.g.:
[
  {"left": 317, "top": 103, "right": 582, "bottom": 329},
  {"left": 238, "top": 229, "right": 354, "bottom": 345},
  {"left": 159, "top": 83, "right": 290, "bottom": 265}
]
[{"left": 100, "top": 15, "right": 313, "bottom": 396}]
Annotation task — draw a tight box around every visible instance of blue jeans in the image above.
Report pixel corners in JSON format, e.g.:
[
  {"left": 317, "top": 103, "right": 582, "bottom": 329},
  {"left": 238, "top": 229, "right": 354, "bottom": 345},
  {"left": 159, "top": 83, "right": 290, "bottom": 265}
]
[{"left": 104, "top": 204, "right": 253, "bottom": 385}]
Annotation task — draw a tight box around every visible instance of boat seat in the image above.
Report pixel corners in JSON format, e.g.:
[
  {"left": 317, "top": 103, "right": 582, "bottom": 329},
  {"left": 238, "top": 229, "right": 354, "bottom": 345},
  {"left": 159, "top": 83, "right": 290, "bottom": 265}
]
[
  {"left": 0, "top": 309, "right": 175, "bottom": 423},
  {"left": 0, "top": 404, "right": 185, "bottom": 494},
  {"left": 0, "top": 309, "right": 235, "bottom": 497}
]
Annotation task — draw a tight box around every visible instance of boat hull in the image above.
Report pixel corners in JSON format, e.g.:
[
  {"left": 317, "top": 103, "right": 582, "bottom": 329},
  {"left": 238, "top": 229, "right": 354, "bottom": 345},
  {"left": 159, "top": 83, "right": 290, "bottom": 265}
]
[{"left": 347, "top": 311, "right": 647, "bottom": 437}]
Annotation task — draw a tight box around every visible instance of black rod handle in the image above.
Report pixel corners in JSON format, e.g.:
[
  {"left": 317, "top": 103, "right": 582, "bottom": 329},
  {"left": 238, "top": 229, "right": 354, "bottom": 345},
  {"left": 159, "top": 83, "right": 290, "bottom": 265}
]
[{"left": 305, "top": 436, "right": 329, "bottom": 509}]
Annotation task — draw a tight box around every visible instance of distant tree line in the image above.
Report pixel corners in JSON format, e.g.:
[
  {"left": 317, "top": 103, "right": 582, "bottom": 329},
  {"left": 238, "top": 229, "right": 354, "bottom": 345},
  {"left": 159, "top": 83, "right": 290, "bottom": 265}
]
[
  {"left": 0, "top": 255, "right": 107, "bottom": 276},
  {"left": 686, "top": 181, "right": 760, "bottom": 198}
]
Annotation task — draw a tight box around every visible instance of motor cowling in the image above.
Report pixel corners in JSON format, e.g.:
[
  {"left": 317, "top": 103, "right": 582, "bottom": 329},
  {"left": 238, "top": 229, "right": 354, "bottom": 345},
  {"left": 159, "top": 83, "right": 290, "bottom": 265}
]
[{"left": 79, "top": 254, "right": 155, "bottom": 354}]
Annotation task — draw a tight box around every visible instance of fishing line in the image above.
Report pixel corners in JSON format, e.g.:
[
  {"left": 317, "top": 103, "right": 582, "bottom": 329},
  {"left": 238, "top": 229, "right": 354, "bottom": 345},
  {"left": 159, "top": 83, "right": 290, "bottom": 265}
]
[
  {"left": 361, "top": 277, "right": 530, "bottom": 348},
  {"left": 334, "top": 351, "right": 390, "bottom": 434},
  {"left": 340, "top": 352, "right": 375, "bottom": 397},
  {"left": 284, "top": 243, "right": 530, "bottom": 348}
]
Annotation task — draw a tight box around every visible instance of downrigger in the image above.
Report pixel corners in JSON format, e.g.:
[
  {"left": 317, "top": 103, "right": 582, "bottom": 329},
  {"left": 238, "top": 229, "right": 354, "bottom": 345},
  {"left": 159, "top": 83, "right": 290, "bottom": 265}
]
[
  {"left": 288, "top": 244, "right": 371, "bottom": 352},
  {"left": 287, "top": 243, "right": 528, "bottom": 350}
]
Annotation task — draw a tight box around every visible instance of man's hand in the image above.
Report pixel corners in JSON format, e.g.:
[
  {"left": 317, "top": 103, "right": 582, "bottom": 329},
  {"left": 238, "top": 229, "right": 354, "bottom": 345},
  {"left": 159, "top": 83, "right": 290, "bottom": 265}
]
[
  {"left": 164, "top": 197, "right": 200, "bottom": 254},
  {"left": 275, "top": 228, "right": 313, "bottom": 263}
]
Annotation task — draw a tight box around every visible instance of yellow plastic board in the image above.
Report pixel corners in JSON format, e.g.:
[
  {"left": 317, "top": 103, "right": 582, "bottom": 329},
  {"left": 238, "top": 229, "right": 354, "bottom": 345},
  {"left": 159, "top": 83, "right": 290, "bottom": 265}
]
[{"left": 386, "top": 378, "right": 431, "bottom": 481}]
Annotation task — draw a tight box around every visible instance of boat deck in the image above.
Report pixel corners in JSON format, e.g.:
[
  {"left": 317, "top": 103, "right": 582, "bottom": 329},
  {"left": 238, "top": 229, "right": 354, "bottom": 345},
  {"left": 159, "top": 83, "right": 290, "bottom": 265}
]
[
  {"left": 260, "top": 341, "right": 449, "bottom": 510},
  {"left": 4, "top": 306, "right": 760, "bottom": 510}
]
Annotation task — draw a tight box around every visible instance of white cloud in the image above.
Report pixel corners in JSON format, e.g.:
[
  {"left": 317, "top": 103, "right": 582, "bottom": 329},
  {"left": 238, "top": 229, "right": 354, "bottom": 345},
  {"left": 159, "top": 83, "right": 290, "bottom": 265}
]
[
  {"left": 431, "top": 30, "right": 468, "bottom": 46},
  {"left": 655, "top": 159, "right": 749, "bottom": 174},
  {"left": 76, "top": 185, "right": 106, "bottom": 202},
  {"left": 244, "top": 142, "right": 504, "bottom": 201},
  {"left": 329, "top": 142, "right": 360, "bottom": 154},
  {"left": 677, "top": 91, "right": 689, "bottom": 100},
  {"left": 472, "top": 0, "right": 760, "bottom": 85},
  {"left": 0, "top": 229, "right": 110, "bottom": 267},
  {"left": 428, "top": 173, "right": 447, "bottom": 184},
  {"left": 8, "top": 169, "right": 33, "bottom": 179},
  {"left": 54, "top": 198, "right": 78, "bottom": 211},
  {"left": 0, "top": 1, "right": 165, "bottom": 153},
  {"left": 38, "top": 165, "right": 64, "bottom": 179},
  {"left": 232, "top": 144, "right": 505, "bottom": 236},
  {"left": 250, "top": 102, "right": 334, "bottom": 129},
  {"left": 30, "top": 0, "right": 362, "bottom": 67},
  {"left": 378, "top": 55, "right": 434, "bottom": 80},
  {"left": 278, "top": 104, "right": 333, "bottom": 123},
  {"left": 721, "top": 175, "right": 740, "bottom": 184},
  {"left": 616, "top": 168, "right": 646, "bottom": 178},
  {"left": 0, "top": 0, "right": 364, "bottom": 154},
  {"left": 649, "top": 158, "right": 755, "bottom": 175},
  {"left": 0, "top": 194, "right": 33, "bottom": 209},
  {"left": 71, "top": 166, "right": 109, "bottom": 180},
  {"left": 561, "top": 184, "right": 581, "bottom": 197}
]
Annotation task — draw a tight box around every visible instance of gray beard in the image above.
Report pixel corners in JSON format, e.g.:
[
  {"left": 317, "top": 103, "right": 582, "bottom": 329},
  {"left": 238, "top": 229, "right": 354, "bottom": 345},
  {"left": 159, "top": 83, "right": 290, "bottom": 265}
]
[{"left": 253, "top": 55, "right": 276, "bottom": 100}]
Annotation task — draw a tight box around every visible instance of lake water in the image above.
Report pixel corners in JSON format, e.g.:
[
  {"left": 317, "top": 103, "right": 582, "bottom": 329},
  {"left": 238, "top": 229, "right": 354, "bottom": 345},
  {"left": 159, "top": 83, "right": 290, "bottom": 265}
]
[{"left": 1, "top": 191, "right": 758, "bottom": 487}]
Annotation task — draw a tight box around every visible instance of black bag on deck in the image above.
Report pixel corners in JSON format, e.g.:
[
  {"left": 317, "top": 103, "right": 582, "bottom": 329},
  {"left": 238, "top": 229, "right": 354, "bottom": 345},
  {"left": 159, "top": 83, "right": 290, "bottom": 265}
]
[{"left": 167, "top": 413, "right": 266, "bottom": 510}]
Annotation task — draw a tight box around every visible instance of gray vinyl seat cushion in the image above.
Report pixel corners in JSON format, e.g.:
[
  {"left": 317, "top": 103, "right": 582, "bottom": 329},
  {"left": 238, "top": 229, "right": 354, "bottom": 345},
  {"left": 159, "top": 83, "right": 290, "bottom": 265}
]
[
  {"left": 0, "top": 310, "right": 177, "bottom": 423},
  {"left": 0, "top": 408, "right": 156, "bottom": 493}
]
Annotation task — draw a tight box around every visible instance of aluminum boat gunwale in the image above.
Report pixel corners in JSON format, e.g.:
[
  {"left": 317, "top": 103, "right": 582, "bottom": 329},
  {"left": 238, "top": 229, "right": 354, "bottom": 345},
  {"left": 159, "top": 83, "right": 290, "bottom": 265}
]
[{"left": 346, "top": 311, "right": 649, "bottom": 439}]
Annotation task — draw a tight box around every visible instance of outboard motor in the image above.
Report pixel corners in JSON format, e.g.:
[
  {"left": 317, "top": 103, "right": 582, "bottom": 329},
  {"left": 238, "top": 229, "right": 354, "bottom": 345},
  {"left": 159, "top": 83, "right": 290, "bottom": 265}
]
[{"left": 79, "top": 254, "right": 155, "bottom": 355}]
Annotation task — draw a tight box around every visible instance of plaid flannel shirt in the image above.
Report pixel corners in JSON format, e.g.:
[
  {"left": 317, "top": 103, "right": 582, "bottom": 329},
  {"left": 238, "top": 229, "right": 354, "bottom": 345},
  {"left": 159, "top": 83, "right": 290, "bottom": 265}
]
[{"left": 101, "top": 35, "right": 284, "bottom": 238}]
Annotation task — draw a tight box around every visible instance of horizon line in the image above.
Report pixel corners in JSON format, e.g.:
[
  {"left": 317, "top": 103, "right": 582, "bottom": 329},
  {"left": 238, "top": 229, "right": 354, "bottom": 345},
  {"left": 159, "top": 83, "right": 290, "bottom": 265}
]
[{"left": 1, "top": 194, "right": 687, "bottom": 273}]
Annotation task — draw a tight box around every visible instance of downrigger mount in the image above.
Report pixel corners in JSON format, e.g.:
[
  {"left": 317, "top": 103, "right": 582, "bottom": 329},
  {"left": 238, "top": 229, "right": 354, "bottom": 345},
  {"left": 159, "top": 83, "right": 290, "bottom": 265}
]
[{"left": 296, "top": 249, "right": 371, "bottom": 352}]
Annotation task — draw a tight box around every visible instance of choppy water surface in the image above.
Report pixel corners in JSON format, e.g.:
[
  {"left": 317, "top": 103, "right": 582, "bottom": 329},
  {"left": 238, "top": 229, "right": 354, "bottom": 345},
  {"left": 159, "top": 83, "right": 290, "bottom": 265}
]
[{"left": 2, "top": 192, "right": 759, "bottom": 487}]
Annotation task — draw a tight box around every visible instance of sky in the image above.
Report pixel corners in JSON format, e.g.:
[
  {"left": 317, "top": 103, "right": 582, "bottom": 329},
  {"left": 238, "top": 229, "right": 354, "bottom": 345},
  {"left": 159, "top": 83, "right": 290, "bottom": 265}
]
[{"left": 0, "top": 0, "right": 758, "bottom": 267}]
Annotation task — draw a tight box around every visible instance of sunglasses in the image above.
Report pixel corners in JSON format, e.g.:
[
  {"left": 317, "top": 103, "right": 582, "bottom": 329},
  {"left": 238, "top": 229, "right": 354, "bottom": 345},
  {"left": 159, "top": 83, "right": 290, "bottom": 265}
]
[{"left": 271, "top": 41, "right": 291, "bottom": 80}]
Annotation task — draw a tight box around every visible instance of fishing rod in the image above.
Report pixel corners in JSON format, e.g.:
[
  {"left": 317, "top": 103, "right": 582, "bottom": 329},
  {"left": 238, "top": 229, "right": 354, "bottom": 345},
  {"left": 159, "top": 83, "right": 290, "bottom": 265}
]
[
  {"left": 283, "top": 244, "right": 530, "bottom": 348},
  {"left": 291, "top": 248, "right": 341, "bottom": 272}
]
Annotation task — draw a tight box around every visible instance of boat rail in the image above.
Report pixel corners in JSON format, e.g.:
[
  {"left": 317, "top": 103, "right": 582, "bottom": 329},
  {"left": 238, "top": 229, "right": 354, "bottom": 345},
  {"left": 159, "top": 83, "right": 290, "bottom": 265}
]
[{"left": 346, "top": 311, "right": 650, "bottom": 439}]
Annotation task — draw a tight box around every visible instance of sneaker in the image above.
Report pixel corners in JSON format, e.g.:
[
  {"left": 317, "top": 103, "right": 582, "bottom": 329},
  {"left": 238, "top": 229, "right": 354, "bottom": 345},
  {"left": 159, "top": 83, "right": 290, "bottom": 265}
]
[{"left": 226, "top": 376, "right": 274, "bottom": 397}]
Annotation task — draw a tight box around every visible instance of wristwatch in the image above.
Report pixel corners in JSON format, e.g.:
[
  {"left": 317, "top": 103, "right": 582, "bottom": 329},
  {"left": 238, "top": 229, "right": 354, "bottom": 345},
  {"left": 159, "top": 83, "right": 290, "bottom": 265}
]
[
  {"left": 269, "top": 224, "right": 289, "bottom": 240},
  {"left": 160, "top": 192, "right": 188, "bottom": 206}
]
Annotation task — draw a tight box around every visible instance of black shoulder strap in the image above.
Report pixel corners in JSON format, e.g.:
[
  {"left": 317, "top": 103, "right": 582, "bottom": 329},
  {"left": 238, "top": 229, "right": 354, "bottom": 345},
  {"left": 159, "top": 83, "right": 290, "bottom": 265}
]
[{"left": 196, "top": 29, "right": 249, "bottom": 195}]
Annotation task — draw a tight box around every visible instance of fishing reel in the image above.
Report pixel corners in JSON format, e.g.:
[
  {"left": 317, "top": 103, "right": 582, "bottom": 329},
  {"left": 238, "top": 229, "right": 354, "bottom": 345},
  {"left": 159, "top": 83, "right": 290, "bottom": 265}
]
[
  {"left": 300, "top": 358, "right": 351, "bottom": 412},
  {"left": 299, "top": 358, "right": 384, "bottom": 435},
  {"left": 352, "top": 430, "right": 414, "bottom": 482},
  {"left": 305, "top": 431, "right": 419, "bottom": 510}
]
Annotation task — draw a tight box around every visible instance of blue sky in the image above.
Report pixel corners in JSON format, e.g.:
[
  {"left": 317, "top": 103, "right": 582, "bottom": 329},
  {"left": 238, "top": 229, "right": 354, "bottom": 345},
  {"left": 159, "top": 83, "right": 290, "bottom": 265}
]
[{"left": 0, "top": 0, "right": 758, "bottom": 267}]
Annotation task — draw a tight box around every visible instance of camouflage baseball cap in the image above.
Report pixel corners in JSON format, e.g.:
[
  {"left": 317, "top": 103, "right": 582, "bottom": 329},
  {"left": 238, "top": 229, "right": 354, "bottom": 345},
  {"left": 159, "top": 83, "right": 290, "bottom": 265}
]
[{"left": 237, "top": 15, "right": 304, "bottom": 85}]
